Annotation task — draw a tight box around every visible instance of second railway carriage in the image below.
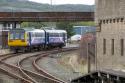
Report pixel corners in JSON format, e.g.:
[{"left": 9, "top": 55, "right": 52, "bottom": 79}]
[{"left": 46, "top": 30, "right": 67, "bottom": 48}]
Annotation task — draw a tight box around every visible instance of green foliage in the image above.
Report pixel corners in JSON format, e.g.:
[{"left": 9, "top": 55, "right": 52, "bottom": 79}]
[
  {"left": 56, "top": 22, "right": 75, "bottom": 38},
  {"left": 21, "top": 22, "right": 45, "bottom": 29},
  {"left": 73, "top": 21, "right": 95, "bottom": 26}
]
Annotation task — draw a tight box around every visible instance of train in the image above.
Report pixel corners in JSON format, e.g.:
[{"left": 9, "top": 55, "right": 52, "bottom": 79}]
[{"left": 8, "top": 28, "right": 67, "bottom": 52}]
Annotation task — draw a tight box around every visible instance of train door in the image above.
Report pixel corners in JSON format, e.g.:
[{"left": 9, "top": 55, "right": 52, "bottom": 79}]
[
  {"left": 28, "top": 32, "right": 31, "bottom": 46},
  {"left": 46, "top": 32, "right": 49, "bottom": 45},
  {"left": 63, "top": 33, "right": 66, "bottom": 43}
]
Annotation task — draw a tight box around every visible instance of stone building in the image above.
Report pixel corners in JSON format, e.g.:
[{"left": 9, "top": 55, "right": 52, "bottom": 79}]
[{"left": 96, "top": 0, "right": 125, "bottom": 71}]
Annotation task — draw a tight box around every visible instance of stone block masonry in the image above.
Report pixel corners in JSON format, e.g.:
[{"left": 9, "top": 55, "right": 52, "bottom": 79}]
[{"left": 96, "top": 0, "right": 125, "bottom": 71}]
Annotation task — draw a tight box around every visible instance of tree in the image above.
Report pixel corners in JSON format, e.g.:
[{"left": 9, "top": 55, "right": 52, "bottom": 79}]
[
  {"left": 21, "top": 22, "right": 45, "bottom": 29},
  {"left": 56, "top": 22, "right": 75, "bottom": 38},
  {"left": 73, "top": 21, "right": 95, "bottom": 26}
]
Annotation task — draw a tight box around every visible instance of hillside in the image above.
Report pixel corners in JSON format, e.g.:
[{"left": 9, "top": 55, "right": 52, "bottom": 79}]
[{"left": 0, "top": 0, "right": 94, "bottom": 12}]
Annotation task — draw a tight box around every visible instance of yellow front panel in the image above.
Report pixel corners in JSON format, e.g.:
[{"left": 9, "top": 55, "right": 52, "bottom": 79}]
[
  {"left": 8, "top": 33, "right": 28, "bottom": 46},
  {"left": 8, "top": 40, "right": 28, "bottom": 46}
]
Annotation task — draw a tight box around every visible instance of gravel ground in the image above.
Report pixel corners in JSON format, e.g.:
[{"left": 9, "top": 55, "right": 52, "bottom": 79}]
[
  {"left": 4, "top": 51, "right": 57, "bottom": 83},
  {"left": 37, "top": 52, "right": 83, "bottom": 83},
  {"left": 0, "top": 49, "right": 11, "bottom": 55},
  {"left": 0, "top": 71, "right": 21, "bottom": 83},
  {"left": 2, "top": 51, "right": 46, "bottom": 83},
  {"left": 0, "top": 49, "right": 21, "bottom": 83}
]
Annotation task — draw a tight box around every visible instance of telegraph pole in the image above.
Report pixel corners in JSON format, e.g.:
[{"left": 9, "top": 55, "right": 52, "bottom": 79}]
[
  {"left": 50, "top": 0, "right": 53, "bottom": 29},
  {"left": 87, "top": 43, "right": 91, "bottom": 73},
  {"left": 50, "top": 0, "right": 52, "bottom": 6}
]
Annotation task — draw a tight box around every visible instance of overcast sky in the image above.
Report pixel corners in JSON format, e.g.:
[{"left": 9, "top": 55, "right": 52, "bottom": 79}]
[{"left": 29, "top": 0, "right": 95, "bottom": 5}]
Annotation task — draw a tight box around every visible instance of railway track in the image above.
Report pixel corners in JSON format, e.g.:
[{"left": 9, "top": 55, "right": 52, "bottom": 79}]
[
  {"left": 33, "top": 48, "right": 79, "bottom": 82},
  {"left": 0, "top": 47, "right": 78, "bottom": 83},
  {"left": 0, "top": 53, "right": 32, "bottom": 83},
  {"left": 18, "top": 50, "right": 65, "bottom": 83}
]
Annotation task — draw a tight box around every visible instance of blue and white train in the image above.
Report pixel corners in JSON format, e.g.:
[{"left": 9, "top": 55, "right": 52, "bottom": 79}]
[{"left": 8, "top": 28, "right": 67, "bottom": 52}]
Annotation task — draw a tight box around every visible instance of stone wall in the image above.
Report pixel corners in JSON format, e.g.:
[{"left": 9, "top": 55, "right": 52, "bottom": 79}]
[
  {"left": 96, "top": 0, "right": 125, "bottom": 71},
  {"left": 95, "top": 0, "right": 125, "bottom": 23}
]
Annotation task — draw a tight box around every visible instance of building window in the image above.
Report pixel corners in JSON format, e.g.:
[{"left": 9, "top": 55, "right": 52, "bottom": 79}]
[
  {"left": 110, "top": 19, "right": 112, "bottom": 23},
  {"left": 111, "top": 39, "right": 114, "bottom": 55},
  {"left": 117, "top": 18, "right": 119, "bottom": 22},
  {"left": 113, "top": 19, "right": 115, "bottom": 23},
  {"left": 103, "top": 20, "right": 105, "bottom": 24},
  {"left": 106, "top": 20, "right": 108, "bottom": 24},
  {"left": 103, "top": 39, "right": 106, "bottom": 54},
  {"left": 121, "top": 39, "right": 124, "bottom": 56},
  {"left": 121, "top": 18, "right": 124, "bottom": 22}
]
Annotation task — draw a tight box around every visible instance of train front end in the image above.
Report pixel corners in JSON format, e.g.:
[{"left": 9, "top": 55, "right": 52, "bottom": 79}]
[{"left": 8, "top": 29, "right": 28, "bottom": 52}]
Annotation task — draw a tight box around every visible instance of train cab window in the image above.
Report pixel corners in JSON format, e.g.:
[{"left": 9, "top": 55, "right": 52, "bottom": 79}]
[
  {"left": 20, "top": 33, "right": 25, "bottom": 40},
  {"left": 10, "top": 32, "right": 14, "bottom": 39},
  {"left": 15, "top": 32, "right": 20, "bottom": 39}
]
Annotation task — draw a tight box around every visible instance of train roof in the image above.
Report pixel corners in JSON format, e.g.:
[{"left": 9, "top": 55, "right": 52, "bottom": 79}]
[
  {"left": 8, "top": 28, "right": 66, "bottom": 33},
  {"left": 45, "top": 30, "right": 67, "bottom": 33},
  {"left": 9, "top": 28, "right": 44, "bottom": 32},
  {"left": 9, "top": 28, "right": 34, "bottom": 31},
  {"left": 29, "top": 29, "right": 44, "bottom": 32}
]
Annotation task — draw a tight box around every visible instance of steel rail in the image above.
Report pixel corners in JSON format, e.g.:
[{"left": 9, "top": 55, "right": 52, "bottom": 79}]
[
  {"left": 0, "top": 47, "right": 78, "bottom": 83},
  {"left": 0, "top": 53, "right": 33, "bottom": 83},
  {"left": 33, "top": 47, "right": 78, "bottom": 83},
  {"left": 18, "top": 50, "right": 64, "bottom": 83}
]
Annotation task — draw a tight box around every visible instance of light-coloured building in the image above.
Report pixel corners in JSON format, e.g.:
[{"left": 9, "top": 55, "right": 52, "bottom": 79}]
[{"left": 96, "top": 0, "right": 125, "bottom": 71}]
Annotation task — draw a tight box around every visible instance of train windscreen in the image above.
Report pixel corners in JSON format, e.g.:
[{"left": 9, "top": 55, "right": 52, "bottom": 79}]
[{"left": 9, "top": 29, "right": 25, "bottom": 40}]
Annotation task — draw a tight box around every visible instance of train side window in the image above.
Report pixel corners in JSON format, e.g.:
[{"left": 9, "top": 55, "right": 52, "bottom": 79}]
[
  {"left": 57, "top": 33, "right": 60, "bottom": 37},
  {"left": 59, "top": 33, "right": 62, "bottom": 37},
  {"left": 35, "top": 33, "right": 37, "bottom": 37},
  {"left": 103, "top": 39, "right": 106, "bottom": 54},
  {"left": 121, "top": 39, "right": 124, "bottom": 56},
  {"left": 35, "top": 33, "right": 38, "bottom": 37},
  {"left": 31, "top": 33, "right": 35, "bottom": 37},
  {"left": 41, "top": 33, "right": 44, "bottom": 37}
]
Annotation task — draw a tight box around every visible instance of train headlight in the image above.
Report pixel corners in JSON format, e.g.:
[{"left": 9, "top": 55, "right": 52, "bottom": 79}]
[
  {"left": 9, "top": 40, "right": 13, "bottom": 42},
  {"left": 21, "top": 39, "right": 25, "bottom": 42}
]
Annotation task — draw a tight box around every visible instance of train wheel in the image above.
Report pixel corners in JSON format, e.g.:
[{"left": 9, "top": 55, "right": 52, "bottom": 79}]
[
  {"left": 37, "top": 47, "right": 41, "bottom": 51},
  {"left": 59, "top": 45, "right": 63, "bottom": 48},
  {"left": 14, "top": 49, "right": 18, "bottom": 53},
  {"left": 28, "top": 47, "right": 31, "bottom": 52},
  {"left": 22, "top": 48, "right": 25, "bottom": 53}
]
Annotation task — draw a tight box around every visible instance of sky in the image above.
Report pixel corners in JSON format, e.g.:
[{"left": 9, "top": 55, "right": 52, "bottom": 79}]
[{"left": 29, "top": 0, "right": 95, "bottom": 5}]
